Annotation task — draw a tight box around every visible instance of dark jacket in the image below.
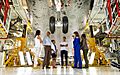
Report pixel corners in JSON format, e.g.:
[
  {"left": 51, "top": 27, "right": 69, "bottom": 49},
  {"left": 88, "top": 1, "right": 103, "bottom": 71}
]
[{"left": 81, "top": 38, "right": 88, "bottom": 50}]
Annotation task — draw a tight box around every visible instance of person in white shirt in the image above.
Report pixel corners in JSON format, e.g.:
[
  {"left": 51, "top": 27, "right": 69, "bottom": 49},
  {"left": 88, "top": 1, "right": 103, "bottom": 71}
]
[
  {"left": 42, "top": 31, "right": 52, "bottom": 69},
  {"left": 60, "top": 36, "right": 68, "bottom": 67},
  {"left": 34, "top": 30, "right": 42, "bottom": 67}
]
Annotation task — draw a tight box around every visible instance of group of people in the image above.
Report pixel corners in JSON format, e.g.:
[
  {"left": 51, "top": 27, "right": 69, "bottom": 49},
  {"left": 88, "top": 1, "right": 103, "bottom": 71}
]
[
  {"left": 73, "top": 31, "right": 89, "bottom": 69},
  {"left": 34, "top": 30, "right": 89, "bottom": 69}
]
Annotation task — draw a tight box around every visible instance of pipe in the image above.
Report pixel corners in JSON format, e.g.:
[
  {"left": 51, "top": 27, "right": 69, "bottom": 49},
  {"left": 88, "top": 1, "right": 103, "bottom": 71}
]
[
  {"left": 89, "top": 25, "right": 94, "bottom": 38},
  {"left": 115, "top": 0, "right": 120, "bottom": 17},
  {"left": 107, "top": 0, "right": 112, "bottom": 24},
  {"left": 90, "top": 0, "right": 94, "bottom": 10}
]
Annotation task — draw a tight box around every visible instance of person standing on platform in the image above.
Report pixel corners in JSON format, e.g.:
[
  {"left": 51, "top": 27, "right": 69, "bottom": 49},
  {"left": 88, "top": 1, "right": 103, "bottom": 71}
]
[
  {"left": 60, "top": 36, "right": 68, "bottom": 68},
  {"left": 34, "top": 30, "right": 43, "bottom": 67},
  {"left": 81, "top": 34, "right": 89, "bottom": 68},
  {"left": 42, "top": 31, "right": 52, "bottom": 69},
  {"left": 51, "top": 40, "right": 57, "bottom": 68},
  {"left": 73, "top": 31, "right": 82, "bottom": 69}
]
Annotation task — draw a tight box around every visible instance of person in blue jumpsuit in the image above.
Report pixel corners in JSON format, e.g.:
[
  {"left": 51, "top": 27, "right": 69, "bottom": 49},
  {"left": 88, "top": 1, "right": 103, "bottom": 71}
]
[{"left": 73, "top": 31, "right": 82, "bottom": 69}]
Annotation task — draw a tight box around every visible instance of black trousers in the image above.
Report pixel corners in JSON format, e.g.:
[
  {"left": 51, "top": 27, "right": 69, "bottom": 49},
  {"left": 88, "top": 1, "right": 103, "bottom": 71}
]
[
  {"left": 61, "top": 50, "right": 68, "bottom": 66},
  {"left": 83, "top": 49, "right": 89, "bottom": 67}
]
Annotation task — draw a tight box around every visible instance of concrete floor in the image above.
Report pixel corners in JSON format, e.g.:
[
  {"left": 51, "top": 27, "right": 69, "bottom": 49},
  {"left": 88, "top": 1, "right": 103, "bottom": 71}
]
[{"left": 0, "top": 66, "right": 119, "bottom": 75}]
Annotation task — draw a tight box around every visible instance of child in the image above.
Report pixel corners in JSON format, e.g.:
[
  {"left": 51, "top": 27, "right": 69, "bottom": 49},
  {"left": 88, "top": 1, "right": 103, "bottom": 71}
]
[{"left": 51, "top": 40, "right": 57, "bottom": 68}]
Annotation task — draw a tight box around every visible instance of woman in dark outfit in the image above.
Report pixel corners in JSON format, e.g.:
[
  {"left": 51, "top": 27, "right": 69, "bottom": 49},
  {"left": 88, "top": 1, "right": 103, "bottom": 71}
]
[{"left": 81, "top": 34, "right": 89, "bottom": 68}]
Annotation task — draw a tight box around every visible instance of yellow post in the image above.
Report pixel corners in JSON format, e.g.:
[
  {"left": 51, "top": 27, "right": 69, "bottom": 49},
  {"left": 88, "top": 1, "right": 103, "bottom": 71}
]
[
  {"left": 88, "top": 37, "right": 107, "bottom": 66},
  {"left": 20, "top": 38, "right": 27, "bottom": 51}
]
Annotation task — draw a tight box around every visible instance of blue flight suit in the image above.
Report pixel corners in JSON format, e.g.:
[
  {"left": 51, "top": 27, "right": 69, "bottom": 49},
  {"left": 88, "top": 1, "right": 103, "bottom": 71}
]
[{"left": 73, "top": 37, "right": 82, "bottom": 68}]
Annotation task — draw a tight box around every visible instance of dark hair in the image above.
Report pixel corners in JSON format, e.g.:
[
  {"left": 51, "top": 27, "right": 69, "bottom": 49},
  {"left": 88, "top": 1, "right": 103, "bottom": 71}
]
[
  {"left": 35, "top": 30, "right": 40, "bottom": 37},
  {"left": 51, "top": 40, "right": 55, "bottom": 42},
  {"left": 63, "top": 36, "right": 66, "bottom": 39},
  {"left": 47, "top": 31, "right": 51, "bottom": 34},
  {"left": 81, "top": 34, "right": 86, "bottom": 38},
  {"left": 74, "top": 31, "right": 80, "bottom": 37}
]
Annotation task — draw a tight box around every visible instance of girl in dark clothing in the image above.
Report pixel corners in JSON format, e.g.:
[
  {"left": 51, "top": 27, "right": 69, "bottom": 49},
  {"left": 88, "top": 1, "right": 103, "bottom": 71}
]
[
  {"left": 81, "top": 34, "right": 89, "bottom": 68},
  {"left": 51, "top": 40, "right": 57, "bottom": 68}
]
